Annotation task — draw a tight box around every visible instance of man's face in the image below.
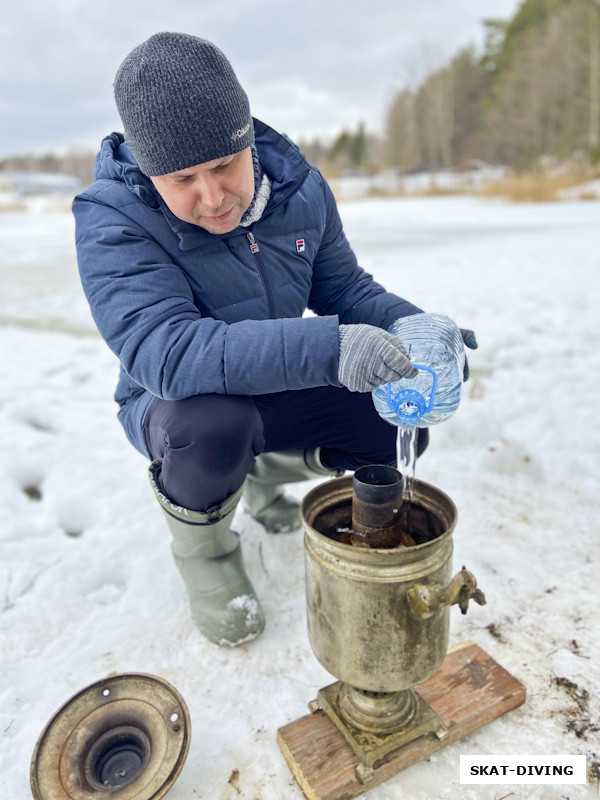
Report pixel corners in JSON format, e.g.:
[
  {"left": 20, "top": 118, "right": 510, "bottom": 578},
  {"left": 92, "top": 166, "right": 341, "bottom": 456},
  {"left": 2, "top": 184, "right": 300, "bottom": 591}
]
[{"left": 150, "top": 146, "right": 255, "bottom": 234}]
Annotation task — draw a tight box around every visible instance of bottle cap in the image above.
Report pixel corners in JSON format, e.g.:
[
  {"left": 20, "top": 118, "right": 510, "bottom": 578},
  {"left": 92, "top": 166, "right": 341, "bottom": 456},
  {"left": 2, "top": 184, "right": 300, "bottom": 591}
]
[{"left": 386, "top": 365, "right": 438, "bottom": 424}]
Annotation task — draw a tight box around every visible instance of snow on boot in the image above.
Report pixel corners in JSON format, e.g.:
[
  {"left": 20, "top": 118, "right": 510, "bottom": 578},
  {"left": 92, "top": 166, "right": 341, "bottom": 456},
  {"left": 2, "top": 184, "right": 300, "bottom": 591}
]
[
  {"left": 244, "top": 448, "right": 343, "bottom": 534},
  {"left": 149, "top": 460, "right": 265, "bottom": 646}
]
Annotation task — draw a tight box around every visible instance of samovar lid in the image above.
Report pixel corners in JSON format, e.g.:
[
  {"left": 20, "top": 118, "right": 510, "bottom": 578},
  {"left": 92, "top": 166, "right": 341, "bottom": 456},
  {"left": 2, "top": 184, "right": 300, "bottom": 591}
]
[{"left": 30, "top": 672, "right": 190, "bottom": 800}]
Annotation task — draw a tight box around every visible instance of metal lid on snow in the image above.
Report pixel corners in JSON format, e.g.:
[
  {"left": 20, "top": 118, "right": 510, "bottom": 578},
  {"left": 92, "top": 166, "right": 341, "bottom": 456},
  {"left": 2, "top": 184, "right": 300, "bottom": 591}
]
[{"left": 30, "top": 673, "right": 191, "bottom": 800}]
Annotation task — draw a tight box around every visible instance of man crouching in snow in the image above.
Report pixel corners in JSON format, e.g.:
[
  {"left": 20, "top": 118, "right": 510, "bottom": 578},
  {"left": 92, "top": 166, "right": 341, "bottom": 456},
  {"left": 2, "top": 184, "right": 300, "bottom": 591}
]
[{"left": 74, "top": 32, "right": 432, "bottom": 647}]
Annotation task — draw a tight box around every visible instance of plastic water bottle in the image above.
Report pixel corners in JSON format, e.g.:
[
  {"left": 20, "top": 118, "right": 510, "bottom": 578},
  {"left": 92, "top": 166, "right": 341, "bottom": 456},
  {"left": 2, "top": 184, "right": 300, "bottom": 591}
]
[{"left": 372, "top": 313, "right": 466, "bottom": 428}]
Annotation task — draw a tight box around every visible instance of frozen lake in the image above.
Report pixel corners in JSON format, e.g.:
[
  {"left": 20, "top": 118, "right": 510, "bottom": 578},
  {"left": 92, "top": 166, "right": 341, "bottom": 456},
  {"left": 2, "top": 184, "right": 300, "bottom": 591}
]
[{"left": 1, "top": 194, "right": 599, "bottom": 799}]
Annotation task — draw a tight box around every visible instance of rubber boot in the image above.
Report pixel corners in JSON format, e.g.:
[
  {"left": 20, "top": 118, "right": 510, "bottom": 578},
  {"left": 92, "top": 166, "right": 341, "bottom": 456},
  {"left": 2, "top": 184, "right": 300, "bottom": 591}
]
[
  {"left": 149, "top": 460, "right": 265, "bottom": 646},
  {"left": 244, "top": 448, "right": 344, "bottom": 533}
]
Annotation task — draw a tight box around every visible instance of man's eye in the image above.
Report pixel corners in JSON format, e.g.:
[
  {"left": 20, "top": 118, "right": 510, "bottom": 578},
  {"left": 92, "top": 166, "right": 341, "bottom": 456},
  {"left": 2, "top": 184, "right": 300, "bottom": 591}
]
[
  {"left": 175, "top": 176, "right": 192, "bottom": 184},
  {"left": 214, "top": 160, "right": 234, "bottom": 172}
]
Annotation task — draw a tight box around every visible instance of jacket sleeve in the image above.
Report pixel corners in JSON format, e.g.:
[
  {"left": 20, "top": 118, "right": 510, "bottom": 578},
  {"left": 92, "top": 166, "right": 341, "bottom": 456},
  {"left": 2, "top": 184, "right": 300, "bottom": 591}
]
[
  {"left": 74, "top": 193, "right": 340, "bottom": 400},
  {"left": 307, "top": 171, "right": 423, "bottom": 329}
]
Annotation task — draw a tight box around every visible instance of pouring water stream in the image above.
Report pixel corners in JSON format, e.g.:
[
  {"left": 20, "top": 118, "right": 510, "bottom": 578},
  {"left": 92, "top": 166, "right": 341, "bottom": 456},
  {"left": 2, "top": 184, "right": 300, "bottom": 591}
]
[{"left": 396, "top": 425, "right": 418, "bottom": 531}]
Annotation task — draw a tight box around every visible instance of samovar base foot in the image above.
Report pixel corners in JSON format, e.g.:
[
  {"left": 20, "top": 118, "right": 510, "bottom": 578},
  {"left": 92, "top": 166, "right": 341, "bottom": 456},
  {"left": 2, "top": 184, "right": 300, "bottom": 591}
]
[{"left": 310, "top": 681, "right": 448, "bottom": 784}]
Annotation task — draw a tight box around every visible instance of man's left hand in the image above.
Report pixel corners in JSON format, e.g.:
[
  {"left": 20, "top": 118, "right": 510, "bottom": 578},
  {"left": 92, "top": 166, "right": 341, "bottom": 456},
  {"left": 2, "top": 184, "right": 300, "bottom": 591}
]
[{"left": 460, "top": 328, "right": 478, "bottom": 382}]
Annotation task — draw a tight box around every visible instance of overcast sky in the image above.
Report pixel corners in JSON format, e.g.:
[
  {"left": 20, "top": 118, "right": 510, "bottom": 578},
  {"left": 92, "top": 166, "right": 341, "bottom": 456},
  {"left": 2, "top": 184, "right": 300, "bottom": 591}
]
[{"left": 0, "top": 0, "right": 522, "bottom": 159}]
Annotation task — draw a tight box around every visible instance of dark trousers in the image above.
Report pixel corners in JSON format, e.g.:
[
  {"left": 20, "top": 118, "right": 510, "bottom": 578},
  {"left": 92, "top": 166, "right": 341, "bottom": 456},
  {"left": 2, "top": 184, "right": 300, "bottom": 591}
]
[{"left": 144, "top": 386, "right": 428, "bottom": 511}]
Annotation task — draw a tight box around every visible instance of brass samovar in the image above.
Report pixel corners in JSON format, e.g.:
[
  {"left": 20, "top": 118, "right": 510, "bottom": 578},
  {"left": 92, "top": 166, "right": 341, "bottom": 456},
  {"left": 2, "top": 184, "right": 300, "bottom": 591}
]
[{"left": 302, "top": 466, "right": 485, "bottom": 783}]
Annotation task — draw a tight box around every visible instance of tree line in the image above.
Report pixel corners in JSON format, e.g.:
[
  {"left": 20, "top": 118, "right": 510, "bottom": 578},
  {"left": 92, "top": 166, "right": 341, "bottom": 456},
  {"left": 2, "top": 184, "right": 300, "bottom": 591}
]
[
  {"left": 0, "top": 150, "right": 96, "bottom": 186},
  {"left": 303, "top": 0, "right": 600, "bottom": 174}
]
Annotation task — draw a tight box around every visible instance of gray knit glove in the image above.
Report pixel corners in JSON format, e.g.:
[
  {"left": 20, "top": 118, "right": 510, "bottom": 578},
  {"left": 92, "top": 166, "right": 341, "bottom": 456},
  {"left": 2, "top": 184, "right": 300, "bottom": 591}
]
[
  {"left": 460, "top": 327, "right": 478, "bottom": 382},
  {"left": 338, "top": 324, "right": 417, "bottom": 392}
]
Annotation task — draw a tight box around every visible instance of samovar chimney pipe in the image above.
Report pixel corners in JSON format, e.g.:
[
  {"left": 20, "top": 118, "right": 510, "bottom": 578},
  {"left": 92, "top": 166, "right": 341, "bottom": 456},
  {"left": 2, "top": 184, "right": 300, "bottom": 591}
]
[{"left": 351, "top": 464, "right": 405, "bottom": 548}]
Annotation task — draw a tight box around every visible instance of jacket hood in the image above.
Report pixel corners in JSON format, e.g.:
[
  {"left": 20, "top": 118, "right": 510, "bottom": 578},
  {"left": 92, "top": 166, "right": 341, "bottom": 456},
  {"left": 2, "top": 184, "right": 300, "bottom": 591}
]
[
  {"left": 94, "top": 132, "right": 161, "bottom": 209},
  {"left": 93, "top": 120, "right": 310, "bottom": 219}
]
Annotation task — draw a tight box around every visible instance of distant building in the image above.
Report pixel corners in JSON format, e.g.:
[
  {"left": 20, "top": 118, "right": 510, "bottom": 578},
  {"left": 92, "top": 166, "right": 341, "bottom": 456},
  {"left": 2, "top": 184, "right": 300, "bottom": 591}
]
[{"left": 0, "top": 170, "right": 81, "bottom": 196}]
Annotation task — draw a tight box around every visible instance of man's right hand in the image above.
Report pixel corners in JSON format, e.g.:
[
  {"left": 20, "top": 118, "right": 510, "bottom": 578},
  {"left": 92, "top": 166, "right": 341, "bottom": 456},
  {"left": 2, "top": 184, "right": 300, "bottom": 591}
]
[{"left": 337, "top": 324, "right": 417, "bottom": 393}]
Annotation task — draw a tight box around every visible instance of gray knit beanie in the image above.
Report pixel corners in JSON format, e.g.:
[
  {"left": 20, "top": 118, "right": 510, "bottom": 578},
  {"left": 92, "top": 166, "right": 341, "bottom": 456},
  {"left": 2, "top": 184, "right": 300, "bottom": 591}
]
[{"left": 114, "top": 32, "right": 254, "bottom": 176}]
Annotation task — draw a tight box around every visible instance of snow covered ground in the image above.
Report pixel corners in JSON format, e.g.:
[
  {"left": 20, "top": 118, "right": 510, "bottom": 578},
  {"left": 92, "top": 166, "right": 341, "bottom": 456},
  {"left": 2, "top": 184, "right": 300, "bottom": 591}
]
[{"left": 1, "top": 194, "right": 599, "bottom": 799}]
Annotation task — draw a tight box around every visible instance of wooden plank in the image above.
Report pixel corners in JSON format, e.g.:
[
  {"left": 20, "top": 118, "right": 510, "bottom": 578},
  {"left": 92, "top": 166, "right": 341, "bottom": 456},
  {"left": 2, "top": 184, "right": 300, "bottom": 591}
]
[{"left": 277, "top": 642, "right": 526, "bottom": 800}]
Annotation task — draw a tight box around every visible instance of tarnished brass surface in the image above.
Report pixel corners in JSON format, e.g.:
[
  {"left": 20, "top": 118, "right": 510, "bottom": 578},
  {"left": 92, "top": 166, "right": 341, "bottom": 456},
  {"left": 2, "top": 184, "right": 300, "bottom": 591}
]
[
  {"left": 339, "top": 684, "right": 417, "bottom": 733},
  {"left": 302, "top": 476, "right": 458, "bottom": 692},
  {"left": 408, "top": 567, "right": 487, "bottom": 619},
  {"left": 311, "top": 681, "right": 448, "bottom": 784},
  {"left": 30, "top": 673, "right": 190, "bottom": 800}
]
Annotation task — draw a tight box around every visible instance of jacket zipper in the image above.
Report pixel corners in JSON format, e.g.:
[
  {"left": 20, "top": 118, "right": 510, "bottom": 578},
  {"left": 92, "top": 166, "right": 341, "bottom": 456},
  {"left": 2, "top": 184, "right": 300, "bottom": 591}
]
[{"left": 247, "top": 231, "right": 276, "bottom": 318}]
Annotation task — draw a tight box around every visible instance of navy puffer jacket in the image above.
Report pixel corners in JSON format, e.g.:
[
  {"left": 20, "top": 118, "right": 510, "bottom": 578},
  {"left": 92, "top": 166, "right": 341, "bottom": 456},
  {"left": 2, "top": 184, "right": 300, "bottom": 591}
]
[{"left": 74, "top": 119, "right": 421, "bottom": 456}]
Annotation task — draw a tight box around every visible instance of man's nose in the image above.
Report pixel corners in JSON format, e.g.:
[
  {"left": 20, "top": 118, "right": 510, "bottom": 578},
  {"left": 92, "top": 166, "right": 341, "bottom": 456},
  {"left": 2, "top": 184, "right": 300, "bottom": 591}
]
[{"left": 197, "top": 175, "right": 225, "bottom": 210}]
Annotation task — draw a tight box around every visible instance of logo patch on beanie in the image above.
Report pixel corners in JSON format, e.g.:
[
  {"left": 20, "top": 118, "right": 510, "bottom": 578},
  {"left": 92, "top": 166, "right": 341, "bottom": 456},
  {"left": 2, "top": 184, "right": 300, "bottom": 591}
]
[
  {"left": 231, "top": 123, "right": 251, "bottom": 141},
  {"left": 296, "top": 239, "right": 305, "bottom": 253}
]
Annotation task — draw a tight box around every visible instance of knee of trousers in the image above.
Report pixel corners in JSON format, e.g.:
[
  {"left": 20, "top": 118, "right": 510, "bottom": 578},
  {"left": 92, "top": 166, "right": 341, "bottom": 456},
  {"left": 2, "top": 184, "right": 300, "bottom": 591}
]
[
  {"left": 145, "top": 394, "right": 265, "bottom": 477},
  {"left": 416, "top": 428, "right": 429, "bottom": 458},
  {"left": 352, "top": 425, "right": 429, "bottom": 470}
]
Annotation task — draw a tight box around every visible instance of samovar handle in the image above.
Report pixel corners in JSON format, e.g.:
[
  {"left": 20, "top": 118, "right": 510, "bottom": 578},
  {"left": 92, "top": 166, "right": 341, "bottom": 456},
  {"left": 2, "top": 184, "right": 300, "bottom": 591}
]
[{"left": 407, "top": 566, "right": 486, "bottom": 620}]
